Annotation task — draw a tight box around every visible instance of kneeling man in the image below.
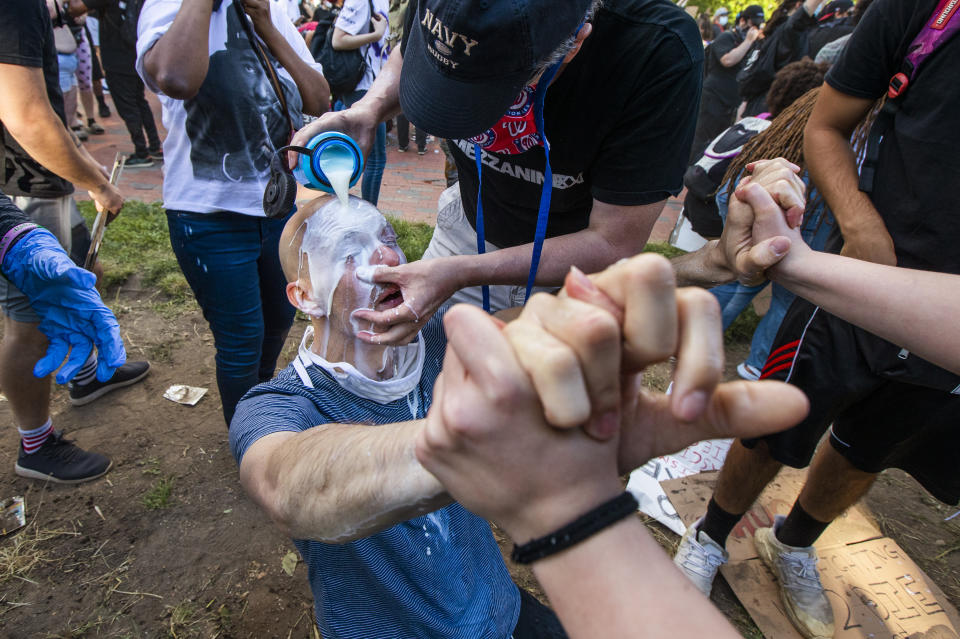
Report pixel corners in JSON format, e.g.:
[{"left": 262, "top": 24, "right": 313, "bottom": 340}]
[{"left": 229, "top": 195, "right": 562, "bottom": 639}]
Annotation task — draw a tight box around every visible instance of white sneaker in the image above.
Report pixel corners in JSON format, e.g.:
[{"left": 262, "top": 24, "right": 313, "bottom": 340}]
[
  {"left": 737, "top": 361, "right": 761, "bottom": 380},
  {"left": 673, "top": 517, "right": 729, "bottom": 596},
  {"left": 754, "top": 515, "right": 835, "bottom": 639}
]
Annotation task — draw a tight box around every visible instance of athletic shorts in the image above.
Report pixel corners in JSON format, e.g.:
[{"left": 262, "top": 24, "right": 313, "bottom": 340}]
[
  {"left": 0, "top": 195, "right": 76, "bottom": 323},
  {"left": 742, "top": 296, "right": 960, "bottom": 505}
]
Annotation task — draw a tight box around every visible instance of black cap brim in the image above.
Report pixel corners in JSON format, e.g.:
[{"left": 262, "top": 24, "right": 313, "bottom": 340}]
[{"left": 399, "top": 18, "right": 531, "bottom": 140}]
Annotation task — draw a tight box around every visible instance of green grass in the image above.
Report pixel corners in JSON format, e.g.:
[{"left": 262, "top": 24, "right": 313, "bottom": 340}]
[
  {"left": 142, "top": 476, "right": 175, "bottom": 510},
  {"left": 78, "top": 200, "right": 189, "bottom": 302},
  {"left": 386, "top": 215, "right": 434, "bottom": 263}
]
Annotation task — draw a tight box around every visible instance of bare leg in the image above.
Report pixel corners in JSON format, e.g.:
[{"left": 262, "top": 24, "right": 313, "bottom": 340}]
[
  {"left": 713, "top": 439, "right": 784, "bottom": 514},
  {"left": 63, "top": 86, "right": 80, "bottom": 129},
  {"left": 797, "top": 443, "right": 877, "bottom": 522},
  {"left": 0, "top": 318, "right": 51, "bottom": 430},
  {"left": 79, "top": 88, "right": 96, "bottom": 123}
]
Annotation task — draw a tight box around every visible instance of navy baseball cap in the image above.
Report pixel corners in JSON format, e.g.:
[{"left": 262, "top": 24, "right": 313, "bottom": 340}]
[{"left": 399, "top": 0, "right": 593, "bottom": 140}]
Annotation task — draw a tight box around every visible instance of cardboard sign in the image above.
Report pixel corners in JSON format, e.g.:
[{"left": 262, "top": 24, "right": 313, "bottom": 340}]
[
  {"left": 662, "top": 470, "right": 960, "bottom": 639},
  {"left": 661, "top": 469, "right": 881, "bottom": 562},
  {"left": 626, "top": 439, "right": 733, "bottom": 535},
  {"left": 723, "top": 541, "right": 960, "bottom": 639}
]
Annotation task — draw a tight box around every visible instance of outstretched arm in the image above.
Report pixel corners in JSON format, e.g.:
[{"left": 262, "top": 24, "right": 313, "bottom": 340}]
[
  {"left": 238, "top": 419, "right": 449, "bottom": 542},
  {"left": 736, "top": 181, "right": 960, "bottom": 375}
]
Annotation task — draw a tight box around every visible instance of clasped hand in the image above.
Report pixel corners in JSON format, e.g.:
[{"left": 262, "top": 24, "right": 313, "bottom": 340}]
[{"left": 416, "top": 161, "right": 811, "bottom": 541}]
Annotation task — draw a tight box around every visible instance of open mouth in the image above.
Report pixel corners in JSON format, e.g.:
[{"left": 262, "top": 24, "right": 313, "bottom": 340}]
[{"left": 374, "top": 285, "right": 403, "bottom": 310}]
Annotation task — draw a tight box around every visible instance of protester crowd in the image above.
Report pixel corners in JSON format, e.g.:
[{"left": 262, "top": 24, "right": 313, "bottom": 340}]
[{"left": 0, "top": 0, "right": 957, "bottom": 637}]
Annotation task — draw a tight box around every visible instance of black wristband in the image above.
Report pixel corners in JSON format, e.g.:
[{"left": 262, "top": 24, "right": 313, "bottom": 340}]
[{"left": 510, "top": 491, "right": 638, "bottom": 565}]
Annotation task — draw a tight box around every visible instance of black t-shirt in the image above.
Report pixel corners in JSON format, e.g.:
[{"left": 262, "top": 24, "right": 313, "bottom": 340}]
[
  {"left": 807, "top": 17, "right": 854, "bottom": 59},
  {"left": 0, "top": 0, "right": 74, "bottom": 199},
  {"left": 826, "top": 0, "right": 960, "bottom": 273},
  {"left": 83, "top": 0, "right": 137, "bottom": 74},
  {"left": 428, "top": 0, "right": 702, "bottom": 249},
  {"left": 703, "top": 29, "right": 751, "bottom": 112}
]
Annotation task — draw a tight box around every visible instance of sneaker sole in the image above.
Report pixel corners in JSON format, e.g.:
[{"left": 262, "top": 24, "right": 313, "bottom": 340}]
[
  {"left": 124, "top": 162, "right": 154, "bottom": 169},
  {"left": 14, "top": 460, "right": 113, "bottom": 484},
  {"left": 70, "top": 368, "right": 150, "bottom": 407},
  {"left": 754, "top": 528, "right": 833, "bottom": 639}
]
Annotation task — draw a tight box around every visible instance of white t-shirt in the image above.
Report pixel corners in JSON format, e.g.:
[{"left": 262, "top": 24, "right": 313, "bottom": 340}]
[
  {"left": 334, "top": 0, "right": 390, "bottom": 93},
  {"left": 136, "top": 0, "right": 321, "bottom": 216}
]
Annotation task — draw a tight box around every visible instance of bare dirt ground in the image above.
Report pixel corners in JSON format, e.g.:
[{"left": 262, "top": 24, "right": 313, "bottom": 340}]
[{"left": 0, "top": 287, "right": 958, "bottom": 638}]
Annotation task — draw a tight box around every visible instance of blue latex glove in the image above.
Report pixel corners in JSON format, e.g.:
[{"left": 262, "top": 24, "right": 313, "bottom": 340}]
[{"left": 2, "top": 228, "right": 126, "bottom": 383}]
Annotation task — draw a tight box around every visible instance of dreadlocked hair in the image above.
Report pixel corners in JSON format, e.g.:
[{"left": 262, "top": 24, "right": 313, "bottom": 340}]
[
  {"left": 721, "top": 88, "right": 883, "bottom": 219},
  {"left": 722, "top": 87, "right": 821, "bottom": 200}
]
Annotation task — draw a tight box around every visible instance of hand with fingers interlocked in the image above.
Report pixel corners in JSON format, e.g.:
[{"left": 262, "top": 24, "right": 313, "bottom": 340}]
[{"left": 415, "top": 252, "right": 809, "bottom": 544}]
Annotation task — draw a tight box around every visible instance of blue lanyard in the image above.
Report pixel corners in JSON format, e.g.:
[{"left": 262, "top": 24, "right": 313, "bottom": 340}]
[{"left": 474, "top": 57, "right": 565, "bottom": 313}]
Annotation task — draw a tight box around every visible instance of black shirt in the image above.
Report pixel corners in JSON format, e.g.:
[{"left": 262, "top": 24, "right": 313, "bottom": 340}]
[
  {"left": 826, "top": 0, "right": 960, "bottom": 273},
  {"left": 443, "top": 0, "right": 702, "bottom": 248},
  {"left": 807, "top": 16, "right": 854, "bottom": 59},
  {"left": 703, "top": 29, "right": 751, "bottom": 113},
  {"left": 0, "top": 0, "right": 74, "bottom": 199},
  {"left": 82, "top": 0, "right": 137, "bottom": 74}
]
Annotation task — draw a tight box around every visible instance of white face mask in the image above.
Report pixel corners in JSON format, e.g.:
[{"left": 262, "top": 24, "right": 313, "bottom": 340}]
[
  {"left": 295, "top": 325, "right": 425, "bottom": 408},
  {"left": 718, "top": 15, "right": 729, "bottom": 25}
]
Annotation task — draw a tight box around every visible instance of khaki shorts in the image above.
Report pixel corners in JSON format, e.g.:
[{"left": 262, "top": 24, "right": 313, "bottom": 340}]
[
  {"left": 0, "top": 195, "right": 76, "bottom": 323},
  {"left": 422, "top": 184, "right": 557, "bottom": 312}
]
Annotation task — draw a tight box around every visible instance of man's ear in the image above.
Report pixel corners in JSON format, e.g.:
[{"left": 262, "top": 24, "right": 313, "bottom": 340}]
[
  {"left": 286, "top": 281, "right": 312, "bottom": 313},
  {"left": 563, "top": 22, "right": 594, "bottom": 63}
]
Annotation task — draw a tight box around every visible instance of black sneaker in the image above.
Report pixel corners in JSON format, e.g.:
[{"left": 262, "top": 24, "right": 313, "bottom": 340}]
[
  {"left": 148, "top": 147, "right": 163, "bottom": 159},
  {"left": 98, "top": 102, "right": 111, "bottom": 118},
  {"left": 69, "top": 361, "right": 150, "bottom": 407},
  {"left": 125, "top": 155, "right": 154, "bottom": 169},
  {"left": 15, "top": 431, "right": 112, "bottom": 484}
]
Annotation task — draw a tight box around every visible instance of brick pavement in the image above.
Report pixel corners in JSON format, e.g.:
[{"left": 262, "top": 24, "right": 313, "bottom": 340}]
[{"left": 80, "top": 91, "right": 678, "bottom": 241}]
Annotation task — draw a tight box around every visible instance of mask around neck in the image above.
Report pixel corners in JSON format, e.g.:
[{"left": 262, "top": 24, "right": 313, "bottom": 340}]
[{"left": 296, "top": 326, "right": 425, "bottom": 406}]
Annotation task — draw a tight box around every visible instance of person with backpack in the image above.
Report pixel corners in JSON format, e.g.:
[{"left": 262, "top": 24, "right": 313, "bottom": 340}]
[
  {"left": 688, "top": 5, "right": 763, "bottom": 163},
  {"left": 737, "top": 0, "right": 820, "bottom": 117},
  {"left": 672, "top": 0, "right": 960, "bottom": 636},
  {"left": 76, "top": 0, "right": 163, "bottom": 167},
  {"left": 326, "top": 0, "right": 390, "bottom": 205},
  {"left": 137, "top": 0, "right": 328, "bottom": 426}
]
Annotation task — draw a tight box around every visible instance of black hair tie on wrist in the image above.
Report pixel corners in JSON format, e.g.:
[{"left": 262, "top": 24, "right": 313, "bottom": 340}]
[{"left": 510, "top": 491, "right": 638, "bottom": 565}]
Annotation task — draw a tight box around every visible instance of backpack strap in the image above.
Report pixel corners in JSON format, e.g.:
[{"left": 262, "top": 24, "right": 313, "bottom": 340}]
[{"left": 860, "top": 0, "right": 960, "bottom": 192}]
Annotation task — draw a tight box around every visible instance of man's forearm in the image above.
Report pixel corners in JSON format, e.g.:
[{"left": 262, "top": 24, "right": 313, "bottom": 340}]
[
  {"left": 804, "top": 120, "right": 882, "bottom": 239},
  {"left": 533, "top": 517, "right": 741, "bottom": 639},
  {"left": 7, "top": 107, "right": 108, "bottom": 194},
  {"left": 353, "top": 47, "right": 403, "bottom": 124},
  {"left": 720, "top": 38, "right": 752, "bottom": 67},
  {"left": 670, "top": 240, "right": 735, "bottom": 288},
  {"left": 263, "top": 420, "right": 450, "bottom": 542}
]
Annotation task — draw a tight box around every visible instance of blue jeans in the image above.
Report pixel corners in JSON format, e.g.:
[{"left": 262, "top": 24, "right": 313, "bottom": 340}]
[
  {"left": 341, "top": 90, "right": 386, "bottom": 205},
  {"left": 711, "top": 178, "right": 835, "bottom": 370},
  {"left": 167, "top": 210, "right": 296, "bottom": 426}
]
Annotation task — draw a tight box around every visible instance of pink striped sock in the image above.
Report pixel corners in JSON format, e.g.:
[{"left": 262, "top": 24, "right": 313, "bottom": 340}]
[{"left": 19, "top": 418, "right": 54, "bottom": 454}]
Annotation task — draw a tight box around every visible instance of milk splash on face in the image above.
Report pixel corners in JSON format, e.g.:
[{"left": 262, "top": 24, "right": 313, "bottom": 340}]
[{"left": 294, "top": 195, "right": 413, "bottom": 381}]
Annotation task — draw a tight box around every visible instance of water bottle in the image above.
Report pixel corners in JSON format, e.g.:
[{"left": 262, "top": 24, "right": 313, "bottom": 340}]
[{"left": 292, "top": 132, "right": 364, "bottom": 194}]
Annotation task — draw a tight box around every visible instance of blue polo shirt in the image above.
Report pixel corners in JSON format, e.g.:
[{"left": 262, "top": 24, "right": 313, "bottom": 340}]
[{"left": 230, "top": 311, "right": 520, "bottom": 639}]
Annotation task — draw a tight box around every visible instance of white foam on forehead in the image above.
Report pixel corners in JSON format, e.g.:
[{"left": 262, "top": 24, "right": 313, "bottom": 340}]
[{"left": 300, "top": 195, "right": 387, "bottom": 317}]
